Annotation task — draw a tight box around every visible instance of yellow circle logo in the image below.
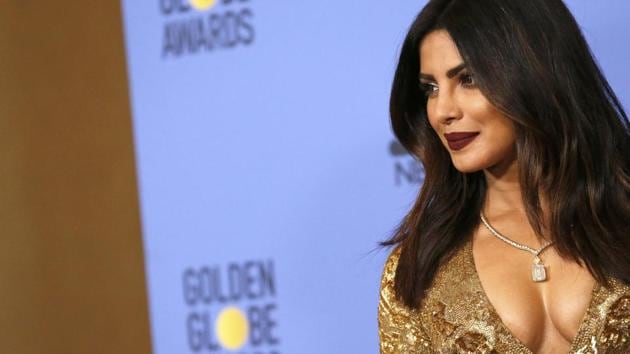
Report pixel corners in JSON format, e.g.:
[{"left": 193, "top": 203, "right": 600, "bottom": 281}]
[
  {"left": 215, "top": 307, "right": 249, "bottom": 350},
  {"left": 189, "top": 0, "right": 217, "bottom": 11}
]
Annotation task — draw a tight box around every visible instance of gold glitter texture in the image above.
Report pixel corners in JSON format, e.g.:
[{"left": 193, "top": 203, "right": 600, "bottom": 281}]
[{"left": 378, "top": 242, "right": 630, "bottom": 353}]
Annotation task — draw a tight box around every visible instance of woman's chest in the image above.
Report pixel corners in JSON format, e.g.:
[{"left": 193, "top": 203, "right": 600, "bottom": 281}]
[
  {"left": 416, "top": 242, "right": 629, "bottom": 353},
  {"left": 472, "top": 238, "right": 597, "bottom": 350}
]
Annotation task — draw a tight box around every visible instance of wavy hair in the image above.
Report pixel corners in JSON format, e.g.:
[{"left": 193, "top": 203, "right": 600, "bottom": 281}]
[{"left": 383, "top": 0, "right": 630, "bottom": 308}]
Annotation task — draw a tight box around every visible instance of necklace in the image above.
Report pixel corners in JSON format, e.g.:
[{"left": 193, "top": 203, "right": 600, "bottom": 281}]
[{"left": 479, "top": 212, "right": 554, "bottom": 282}]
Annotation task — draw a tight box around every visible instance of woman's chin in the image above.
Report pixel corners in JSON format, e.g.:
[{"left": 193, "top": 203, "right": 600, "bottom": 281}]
[{"left": 450, "top": 159, "right": 485, "bottom": 174}]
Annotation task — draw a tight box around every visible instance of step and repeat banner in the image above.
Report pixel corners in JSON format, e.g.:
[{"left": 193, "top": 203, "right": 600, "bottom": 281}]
[{"left": 120, "top": 1, "right": 629, "bottom": 353}]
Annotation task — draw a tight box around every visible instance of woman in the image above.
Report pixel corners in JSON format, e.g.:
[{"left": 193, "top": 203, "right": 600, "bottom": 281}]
[{"left": 378, "top": 0, "right": 630, "bottom": 353}]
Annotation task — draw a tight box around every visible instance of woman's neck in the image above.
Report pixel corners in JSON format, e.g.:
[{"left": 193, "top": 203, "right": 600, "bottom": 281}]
[
  {"left": 481, "top": 157, "right": 551, "bottom": 243},
  {"left": 482, "top": 156, "right": 526, "bottom": 215}
]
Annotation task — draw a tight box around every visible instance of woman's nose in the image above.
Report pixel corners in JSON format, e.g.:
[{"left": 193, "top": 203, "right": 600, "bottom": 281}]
[{"left": 433, "top": 91, "right": 462, "bottom": 125}]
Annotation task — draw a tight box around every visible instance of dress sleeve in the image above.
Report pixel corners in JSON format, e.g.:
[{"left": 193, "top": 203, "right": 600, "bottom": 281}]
[{"left": 378, "top": 248, "right": 432, "bottom": 354}]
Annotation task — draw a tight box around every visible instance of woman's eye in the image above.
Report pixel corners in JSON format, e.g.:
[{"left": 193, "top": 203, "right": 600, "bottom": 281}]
[
  {"left": 419, "top": 82, "right": 438, "bottom": 97},
  {"left": 460, "top": 73, "right": 476, "bottom": 87}
]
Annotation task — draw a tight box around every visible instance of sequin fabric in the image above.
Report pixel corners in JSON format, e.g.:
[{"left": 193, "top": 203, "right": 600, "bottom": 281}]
[{"left": 378, "top": 240, "right": 630, "bottom": 353}]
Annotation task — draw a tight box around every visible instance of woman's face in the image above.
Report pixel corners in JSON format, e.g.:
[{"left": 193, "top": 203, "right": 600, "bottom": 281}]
[{"left": 419, "top": 30, "right": 516, "bottom": 174}]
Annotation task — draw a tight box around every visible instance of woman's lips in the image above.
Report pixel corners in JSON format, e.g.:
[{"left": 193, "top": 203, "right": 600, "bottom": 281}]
[{"left": 444, "top": 132, "right": 479, "bottom": 151}]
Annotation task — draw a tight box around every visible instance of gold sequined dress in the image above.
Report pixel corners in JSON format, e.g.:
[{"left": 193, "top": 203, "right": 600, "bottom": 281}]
[{"left": 378, "top": 240, "right": 630, "bottom": 353}]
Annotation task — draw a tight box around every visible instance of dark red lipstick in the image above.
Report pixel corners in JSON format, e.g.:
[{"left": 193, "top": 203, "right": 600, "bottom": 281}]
[{"left": 444, "top": 132, "right": 479, "bottom": 151}]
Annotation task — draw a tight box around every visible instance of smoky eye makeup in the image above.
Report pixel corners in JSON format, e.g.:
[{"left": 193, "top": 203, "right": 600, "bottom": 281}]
[
  {"left": 417, "top": 69, "right": 476, "bottom": 97},
  {"left": 458, "top": 70, "right": 476, "bottom": 87},
  {"left": 418, "top": 81, "right": 438, "bottom": 97}
]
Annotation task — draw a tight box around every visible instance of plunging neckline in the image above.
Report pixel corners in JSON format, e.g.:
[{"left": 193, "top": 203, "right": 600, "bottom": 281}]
[{"left": 465, "top": 239, "right": 600, "bottom": 353}]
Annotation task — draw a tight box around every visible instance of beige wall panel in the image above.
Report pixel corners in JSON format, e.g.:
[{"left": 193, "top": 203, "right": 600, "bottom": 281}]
[{"left": 0, "top": 2, "right": 152, "bottom": 354}]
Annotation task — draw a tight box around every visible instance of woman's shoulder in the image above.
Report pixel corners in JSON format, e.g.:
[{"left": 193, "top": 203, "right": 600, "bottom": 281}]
[
  {"left": 378, "top": 245, "right": 418, "bottom": 321},
  {"left": 380, "top": 246, "right": 402, "bottom": 282},
  {"left": 379, "top": 242, "right": 471, "bottom": 295},
  {"left": 378, "top": 246, "right": 404, "bottom": 312},
  {"left": 378, "top": 246, "right": 433, "bottom": 353}
]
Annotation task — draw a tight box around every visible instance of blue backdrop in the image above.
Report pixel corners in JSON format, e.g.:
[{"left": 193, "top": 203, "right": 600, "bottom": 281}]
[{"left": 120, "top": 1, "right": 630, "bottom": 353}]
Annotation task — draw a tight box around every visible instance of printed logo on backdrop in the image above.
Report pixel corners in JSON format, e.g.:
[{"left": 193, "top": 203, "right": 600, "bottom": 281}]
[
  {"left": 160, "top": 0, "right": 255, "bottom": 58},
  {"left": 389, "top": 140, "right": 425, "bottom": 186},
  {"left": 183, "top": 259, "right": 280, "bottom": 353}
]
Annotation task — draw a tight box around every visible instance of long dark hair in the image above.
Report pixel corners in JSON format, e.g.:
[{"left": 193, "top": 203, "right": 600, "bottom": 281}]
[{"left": 383, "top": 0, "right": 630, "bottom": 309}]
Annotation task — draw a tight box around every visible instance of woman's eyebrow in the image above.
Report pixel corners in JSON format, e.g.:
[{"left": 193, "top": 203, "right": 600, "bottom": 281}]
[
  {"left": 419, "top": 73, "right": 435, "bottom": 81},
  {"left": 446, "top": 63, "right": 466, "bottom": 78},
  {"left": 419, "top": 63, "right": 467, "bottom": 81}
]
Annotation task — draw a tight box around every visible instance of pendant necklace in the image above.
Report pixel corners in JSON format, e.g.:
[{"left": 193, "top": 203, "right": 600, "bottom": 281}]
[{"left": 480, "top": 212, "right": 554, "bottom": 282}]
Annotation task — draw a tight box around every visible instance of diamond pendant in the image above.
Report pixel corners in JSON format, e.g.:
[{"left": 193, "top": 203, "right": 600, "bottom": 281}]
[{"left": 532, "top": 256, "right": 547, "bottom": 282}]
